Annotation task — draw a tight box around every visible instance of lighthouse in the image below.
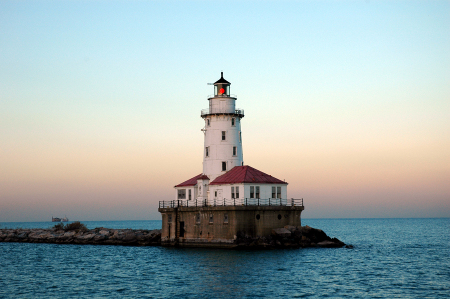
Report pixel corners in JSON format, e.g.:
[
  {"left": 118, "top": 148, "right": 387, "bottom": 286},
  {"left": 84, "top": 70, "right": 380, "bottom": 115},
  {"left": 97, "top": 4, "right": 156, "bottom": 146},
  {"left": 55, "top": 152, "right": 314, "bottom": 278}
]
[
  {"left": 158, "top": 73, "right": 304, "bottom": 247},
  {"left": 201, "top": 72, "right": 244, "bottom": 181}
]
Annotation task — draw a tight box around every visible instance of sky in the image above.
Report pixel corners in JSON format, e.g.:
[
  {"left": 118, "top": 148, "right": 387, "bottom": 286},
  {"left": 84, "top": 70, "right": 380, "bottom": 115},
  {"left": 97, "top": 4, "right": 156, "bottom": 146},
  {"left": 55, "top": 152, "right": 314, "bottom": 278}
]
[{"left": 1, "top": 0, "right": 449, "bottom": 222}]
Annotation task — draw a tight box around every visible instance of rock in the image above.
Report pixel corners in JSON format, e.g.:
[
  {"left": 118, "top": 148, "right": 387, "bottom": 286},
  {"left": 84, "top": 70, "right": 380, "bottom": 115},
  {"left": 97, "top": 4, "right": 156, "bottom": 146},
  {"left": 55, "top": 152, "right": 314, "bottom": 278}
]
[
  {"left": 317, "top": 241, "right": 341, "bottom": 248},
  {"left": 284, "top": 225, "right": 297, "bottom": 232},
  {"left": 272, "top": 228, "right": 292, "bottom": 238},
  {"left": 78, "top": 233, "right": 95, "bottom": 240},
  {"left": 99, "top": 230, "right": 110, "bottom": 236}
]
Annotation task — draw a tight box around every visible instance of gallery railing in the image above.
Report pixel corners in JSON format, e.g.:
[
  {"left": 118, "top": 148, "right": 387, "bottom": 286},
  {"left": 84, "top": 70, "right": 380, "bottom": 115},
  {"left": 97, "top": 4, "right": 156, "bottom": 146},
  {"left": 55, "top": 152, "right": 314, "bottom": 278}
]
[
  {"left": 159, "top": 198, "right": 303, "bottom": 209},
  {"left": 201, "top": 108, "right": 244, "bottom": 117}
]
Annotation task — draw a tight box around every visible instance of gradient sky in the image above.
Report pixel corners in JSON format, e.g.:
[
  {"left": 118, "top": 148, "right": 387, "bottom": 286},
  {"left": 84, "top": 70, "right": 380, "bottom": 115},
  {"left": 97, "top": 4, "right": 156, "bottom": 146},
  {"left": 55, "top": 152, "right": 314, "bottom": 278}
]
[{"left": 1, "top": 1, "right": 449, "bottom": 222}]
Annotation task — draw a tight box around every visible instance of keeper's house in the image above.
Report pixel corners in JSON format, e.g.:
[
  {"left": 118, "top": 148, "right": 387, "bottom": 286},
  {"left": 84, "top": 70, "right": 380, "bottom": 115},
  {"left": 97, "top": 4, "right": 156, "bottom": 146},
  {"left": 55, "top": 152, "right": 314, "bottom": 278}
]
[{"left": 158, "top": 73, "right": 304, "bottom": 247}]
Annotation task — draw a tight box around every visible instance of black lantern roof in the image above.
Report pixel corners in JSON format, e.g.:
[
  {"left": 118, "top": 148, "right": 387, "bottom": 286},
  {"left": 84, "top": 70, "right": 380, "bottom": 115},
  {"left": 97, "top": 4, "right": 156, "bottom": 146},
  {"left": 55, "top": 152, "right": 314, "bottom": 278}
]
[{"left": 214, "top": 72, "right": 230, "bottom": 85}]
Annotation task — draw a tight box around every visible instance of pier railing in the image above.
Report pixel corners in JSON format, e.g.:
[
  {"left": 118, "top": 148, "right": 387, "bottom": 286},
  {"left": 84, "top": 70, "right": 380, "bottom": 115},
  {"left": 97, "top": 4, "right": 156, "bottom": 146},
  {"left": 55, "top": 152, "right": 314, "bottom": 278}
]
[{"left": 159, "top": 198, "right": 303, "bottom": 209}]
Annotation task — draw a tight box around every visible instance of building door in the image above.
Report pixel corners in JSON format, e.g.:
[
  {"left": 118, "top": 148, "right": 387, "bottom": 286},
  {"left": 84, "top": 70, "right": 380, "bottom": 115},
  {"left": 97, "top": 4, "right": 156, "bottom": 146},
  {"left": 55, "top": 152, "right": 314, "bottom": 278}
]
[
  {"left": 214, "top": 189, "right": 223, "bottom": 203},
  {"left": 179, "top": 221, "right": 185, "bottom": 238}
]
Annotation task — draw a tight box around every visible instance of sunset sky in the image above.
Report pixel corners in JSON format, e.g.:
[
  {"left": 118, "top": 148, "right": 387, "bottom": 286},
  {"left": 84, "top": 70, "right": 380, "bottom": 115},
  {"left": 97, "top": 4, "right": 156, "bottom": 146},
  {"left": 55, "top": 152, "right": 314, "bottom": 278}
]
[{"left": 1, "top": 1, "right": 449, "bottom": 222}]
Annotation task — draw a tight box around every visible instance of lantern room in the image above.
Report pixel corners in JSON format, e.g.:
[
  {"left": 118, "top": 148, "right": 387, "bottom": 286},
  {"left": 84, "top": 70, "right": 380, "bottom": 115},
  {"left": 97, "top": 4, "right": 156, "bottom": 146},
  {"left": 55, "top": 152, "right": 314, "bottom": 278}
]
[{"left": 214, "top": 72, "right": 230, "bottom": 96}]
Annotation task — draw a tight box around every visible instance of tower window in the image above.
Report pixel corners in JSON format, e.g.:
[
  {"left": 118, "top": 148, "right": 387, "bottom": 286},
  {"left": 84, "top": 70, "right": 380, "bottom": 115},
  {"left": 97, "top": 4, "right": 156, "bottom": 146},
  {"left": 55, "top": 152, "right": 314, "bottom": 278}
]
[
  {"left": 205, "top": 147, "right": 209, "bottom": 157},
  {"left": 222, "top": 131, "right": 226, "bottom": 141},
  {"left": 232, "top": 146, "right": 237, "bottom": 156},
  {"left": 239, "top": 132, "right": 241, "bottom": 142},
  {"left": 207, "top": 119, "right": 210, "bottom": 126},
  {"left": 222, "top": 161, "right": 226, "bottom": 171},
  {"left": 231, "top": 118, "right": 235, "bottom": 126}
]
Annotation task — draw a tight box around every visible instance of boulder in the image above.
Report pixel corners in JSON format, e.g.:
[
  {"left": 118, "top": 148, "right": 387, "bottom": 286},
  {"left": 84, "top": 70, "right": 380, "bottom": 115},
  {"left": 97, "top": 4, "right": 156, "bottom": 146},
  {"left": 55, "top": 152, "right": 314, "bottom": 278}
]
[
  {"left": 284, "top": 225, "right": 297, "bottom": 232},
  {"left": 272, "top": 228, "right": 292, "bottom": 238}
]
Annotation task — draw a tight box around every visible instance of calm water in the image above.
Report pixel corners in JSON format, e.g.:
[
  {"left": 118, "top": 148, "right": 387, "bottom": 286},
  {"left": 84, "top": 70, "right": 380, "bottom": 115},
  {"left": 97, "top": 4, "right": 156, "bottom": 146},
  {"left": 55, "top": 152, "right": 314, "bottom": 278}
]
[{"left": 1, "top": 218, "right": 449, "bottom": 298}]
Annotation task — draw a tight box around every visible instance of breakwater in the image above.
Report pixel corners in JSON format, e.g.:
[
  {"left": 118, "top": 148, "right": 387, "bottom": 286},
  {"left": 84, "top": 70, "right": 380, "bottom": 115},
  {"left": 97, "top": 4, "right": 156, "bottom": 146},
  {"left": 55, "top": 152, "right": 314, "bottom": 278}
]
[
  {"left": 0, "top": 224, "right": 347, "bottom": 248},
  {"left": 0, "top": 227, "right": 161, "bottom": 246}
]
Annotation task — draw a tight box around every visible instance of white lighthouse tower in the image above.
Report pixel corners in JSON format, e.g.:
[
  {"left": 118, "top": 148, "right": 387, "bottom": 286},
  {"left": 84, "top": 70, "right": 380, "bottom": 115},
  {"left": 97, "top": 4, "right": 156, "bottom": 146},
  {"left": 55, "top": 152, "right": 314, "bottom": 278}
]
[{"left": 201, "top": 72, "right": 244, "bottom": 182}]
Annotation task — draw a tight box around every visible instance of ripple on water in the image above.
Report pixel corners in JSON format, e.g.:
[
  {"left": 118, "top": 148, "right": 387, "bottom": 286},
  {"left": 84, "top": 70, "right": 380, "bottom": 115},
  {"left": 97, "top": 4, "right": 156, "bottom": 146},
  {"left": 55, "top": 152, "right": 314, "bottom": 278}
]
[{"left": 1, "top": 218, "right": 449, "bottom": 298}]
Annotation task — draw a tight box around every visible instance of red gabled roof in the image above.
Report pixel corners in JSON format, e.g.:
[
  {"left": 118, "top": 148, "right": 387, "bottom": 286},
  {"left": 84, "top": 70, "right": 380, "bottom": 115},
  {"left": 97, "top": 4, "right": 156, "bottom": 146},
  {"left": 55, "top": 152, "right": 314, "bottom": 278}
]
[
  {"left": 210, "top": 166, "right": 287, "bottom": 185},
  {"left": 174, "top": 174, "right": 209, "bottom": 187}
]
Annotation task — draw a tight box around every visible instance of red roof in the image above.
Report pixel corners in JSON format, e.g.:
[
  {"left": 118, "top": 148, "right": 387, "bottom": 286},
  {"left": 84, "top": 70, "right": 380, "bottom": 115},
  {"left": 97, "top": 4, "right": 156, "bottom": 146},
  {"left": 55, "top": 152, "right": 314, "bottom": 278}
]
[
  {"left": 174, "top": 174, "right": 209, "bottom": 187},
  {"left": 210, "top": 166, "right": 287, "bottom": 185}
]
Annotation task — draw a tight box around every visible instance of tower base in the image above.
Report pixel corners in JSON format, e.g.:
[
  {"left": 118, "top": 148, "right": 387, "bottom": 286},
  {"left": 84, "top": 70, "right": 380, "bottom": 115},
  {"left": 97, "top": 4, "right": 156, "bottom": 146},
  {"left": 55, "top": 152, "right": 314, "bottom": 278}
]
[{"left": 158, "top": 204, "right": 304, "bottom": 248}]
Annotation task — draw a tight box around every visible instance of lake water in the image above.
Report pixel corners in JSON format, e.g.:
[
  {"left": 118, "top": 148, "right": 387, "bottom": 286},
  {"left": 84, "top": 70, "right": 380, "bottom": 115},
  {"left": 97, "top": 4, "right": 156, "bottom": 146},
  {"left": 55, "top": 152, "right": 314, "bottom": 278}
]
[{"left": 1, "top": 218, "right": 449, "bottom": 298}]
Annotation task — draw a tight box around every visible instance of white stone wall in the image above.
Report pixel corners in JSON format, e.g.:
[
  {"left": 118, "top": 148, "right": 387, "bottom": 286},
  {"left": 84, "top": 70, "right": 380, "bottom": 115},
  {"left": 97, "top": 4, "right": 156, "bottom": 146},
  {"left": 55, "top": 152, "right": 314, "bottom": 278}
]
[
  {"left": 242, "top": 184, "right": 287, "bottom": 200},
  {"left": 202, "top": 96, "right": 243, "bottom": 181},
  {"left": 207, "top": 183, "right": 287, "bottom": 205}
]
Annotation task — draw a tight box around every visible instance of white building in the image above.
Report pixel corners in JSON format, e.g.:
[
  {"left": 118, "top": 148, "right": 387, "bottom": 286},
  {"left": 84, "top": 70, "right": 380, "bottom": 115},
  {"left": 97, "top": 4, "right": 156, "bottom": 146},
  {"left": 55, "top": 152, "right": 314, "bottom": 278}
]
[{"left": 174, "top": 73, "right": 288, "bottom": 205}]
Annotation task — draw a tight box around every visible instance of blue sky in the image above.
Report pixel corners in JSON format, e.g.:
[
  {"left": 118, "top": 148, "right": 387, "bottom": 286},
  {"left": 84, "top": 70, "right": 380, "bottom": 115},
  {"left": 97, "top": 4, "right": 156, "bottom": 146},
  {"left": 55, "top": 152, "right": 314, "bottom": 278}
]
[{"left": 1, "top": 1, "right": 449, "bottom": 221}]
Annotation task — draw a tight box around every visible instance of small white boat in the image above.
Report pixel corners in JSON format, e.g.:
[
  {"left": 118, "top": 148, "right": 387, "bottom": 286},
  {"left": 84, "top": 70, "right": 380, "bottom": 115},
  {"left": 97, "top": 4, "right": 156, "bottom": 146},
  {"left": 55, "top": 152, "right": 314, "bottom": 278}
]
[{"left": 62, "top": 216, "right": 69, "bottom": 222}]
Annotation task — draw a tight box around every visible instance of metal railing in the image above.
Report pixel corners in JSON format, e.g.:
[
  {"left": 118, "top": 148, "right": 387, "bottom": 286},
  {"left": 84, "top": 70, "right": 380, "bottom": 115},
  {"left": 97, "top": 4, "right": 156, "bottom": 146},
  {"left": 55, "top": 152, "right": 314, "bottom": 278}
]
[
  {"left": 159, "top": 198, "right": 303, "bottom": 209},
  {"left": 207, "top": 94, "right": 237, "bottom": 99},
  {"left": 201, "top": 108, "right": 244, "bottom": 117}
]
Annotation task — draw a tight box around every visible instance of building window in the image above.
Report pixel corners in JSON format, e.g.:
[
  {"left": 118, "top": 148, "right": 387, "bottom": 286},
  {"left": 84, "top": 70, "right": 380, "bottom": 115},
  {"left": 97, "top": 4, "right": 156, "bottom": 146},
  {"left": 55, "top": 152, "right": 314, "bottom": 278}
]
[
  {"left": 168, "top": 214, "right": 172, "bottom": 223},
  {"left": 231, "top": 118, "right": 235, "bottom": 126},
  {"left": 205, "top": 147, "right": 209, "bottom": 157},
  {"left": 215, "top": 191, "right": 217, "bottom": 197},
  {"left": 277, "top": 186, "right": 281, "bottom": 199},
  {"left": 250, "top": 186, "right": 259, "bottom": 199},
  {"left": 207, "top": 119, "right": 210, "bottom": 126},
  {"left": 222, "top": 131, "right": 226, "bottom": 141},
  {"left": 232, "top": 146, "right": 237, "bottom": 156},
  {"left": 236, "top": 186, "right": 239, "bottom": 198},
  {"left": 209, "top": 214, "right": 213, "bottom": 224},
  {"left": 196, "top": 213, "right": 201, "bottom": 224},
  {"left": 239, "top": 132, "right": 241, "bottom": 142},
  {"left": 231, "top": 187, "right": 235, "bottom": 199},
  {"left": 224, "top": 213, "right": 229, "bottom": 224},
  {"left": 272, "top": 186, "right": 276, "bottom": 198},
  {"left": 222, "top": 161, "right": 226, "bottom": 171},
  {"left": 178, "top": 189, "right": 186, "bottom": 199},
  {"left": 188, "top": 189, "right": 191, "bottom": 200}
]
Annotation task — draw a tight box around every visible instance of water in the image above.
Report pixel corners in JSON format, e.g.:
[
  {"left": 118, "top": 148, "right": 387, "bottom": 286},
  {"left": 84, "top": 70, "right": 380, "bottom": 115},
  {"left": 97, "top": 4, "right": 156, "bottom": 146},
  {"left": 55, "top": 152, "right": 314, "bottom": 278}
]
[{"left": 1, "top": 218, "right": 449, "bottom": 298}]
